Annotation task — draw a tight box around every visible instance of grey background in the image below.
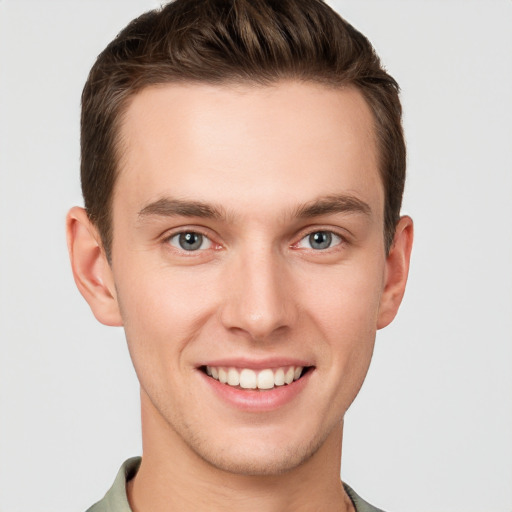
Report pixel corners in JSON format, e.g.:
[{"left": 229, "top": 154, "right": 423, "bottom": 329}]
[{"left": 0, "top": 1, "right": 511, "bottom": 511}]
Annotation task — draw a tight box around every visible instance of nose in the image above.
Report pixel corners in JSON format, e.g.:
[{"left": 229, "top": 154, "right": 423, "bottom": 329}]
[{"left": 219, "top": 247, "right": 297, "bottom": 341}]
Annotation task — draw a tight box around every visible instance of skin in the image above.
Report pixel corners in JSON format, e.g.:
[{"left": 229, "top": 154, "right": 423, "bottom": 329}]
[{"left": 67, "top": 81, "right": 413, "bottom": 512}]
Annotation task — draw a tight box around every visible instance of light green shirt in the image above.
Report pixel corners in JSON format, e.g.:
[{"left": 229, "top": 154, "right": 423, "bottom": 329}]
[{"left": 86, "top": 457, "right": 386, "bottom": 512}]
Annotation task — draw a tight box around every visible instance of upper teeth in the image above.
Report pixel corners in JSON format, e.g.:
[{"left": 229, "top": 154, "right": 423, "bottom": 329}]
[{"left": 205, "top": 365, "right": 304, "bottom": 390}]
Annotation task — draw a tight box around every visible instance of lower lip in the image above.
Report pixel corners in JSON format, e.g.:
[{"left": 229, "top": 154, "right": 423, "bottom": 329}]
[{"left": 199, "top": 369, "right": 313, "bottom": 412}]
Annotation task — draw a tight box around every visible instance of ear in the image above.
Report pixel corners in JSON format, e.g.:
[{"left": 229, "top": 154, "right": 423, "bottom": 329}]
[
  {"left": 377, "top": 215, "right": 414, "bottom": 329},
  {"left": 66, "top": 206, "right": 123, "bottom": 326}
]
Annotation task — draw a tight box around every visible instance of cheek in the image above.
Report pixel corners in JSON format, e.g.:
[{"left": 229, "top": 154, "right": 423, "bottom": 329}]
[
  {"left": 299, "top": 256, "right": 385, "bottom": 384},
  {"left": 313, "top": 270, "right": 383, "bottom": 400},
  {"left": 301, "top": 257, "right": 385, "bottom": 334},
  {"left": 114, "top": 260, "right": 220, "bottom": 358},
  {"left": 113, "top": 270, "right": 203, "bottom": 410}
]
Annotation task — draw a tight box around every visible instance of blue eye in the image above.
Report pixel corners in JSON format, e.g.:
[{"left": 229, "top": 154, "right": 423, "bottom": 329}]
[
  {"left": 297, "top": 231, "right": 342, "bottom": 250},
  {"left": 169, "top": 232, "right": 212, "bottom": 251}
]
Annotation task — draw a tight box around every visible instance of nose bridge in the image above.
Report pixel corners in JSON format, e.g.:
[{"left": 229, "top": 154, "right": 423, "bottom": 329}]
[{"left": 220, "top": 243, "right": 295, "bottom": 340}]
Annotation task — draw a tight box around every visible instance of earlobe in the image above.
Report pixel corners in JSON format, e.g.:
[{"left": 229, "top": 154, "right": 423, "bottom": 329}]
[
  {"left": 377, "top": 216, "right": 414, "bottom": 330},
  {"left": 66, "top": 206, "right": 123, "bottom": 327}
]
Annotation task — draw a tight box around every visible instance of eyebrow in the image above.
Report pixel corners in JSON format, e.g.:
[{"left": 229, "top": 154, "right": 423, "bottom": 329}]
[
  {"left": 138, "top": 198, "right": 226, "bottom": 220},
  {"left": 293, "top": 194, "right": 372, "bottom": 218},
  {"left": 137, "top": 193, "right": 371, "bottom": 223}
]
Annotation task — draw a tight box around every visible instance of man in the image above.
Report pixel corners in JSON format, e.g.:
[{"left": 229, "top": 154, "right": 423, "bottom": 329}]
[{"left": 66, "top": 0, "right": 413, "bottom": 510}]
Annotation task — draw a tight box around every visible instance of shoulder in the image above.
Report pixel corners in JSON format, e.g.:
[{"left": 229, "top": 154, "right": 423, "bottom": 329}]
[
  {"left": 343, "top": 483, "right": 388, "bottom": 512},
  {"left": 85, "top": 457, "right": 141, "bottom": 512}
]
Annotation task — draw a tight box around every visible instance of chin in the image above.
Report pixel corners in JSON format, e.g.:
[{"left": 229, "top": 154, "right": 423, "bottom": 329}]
[{"left": 186, "top": 425, "right": 330, "bottom": 477}]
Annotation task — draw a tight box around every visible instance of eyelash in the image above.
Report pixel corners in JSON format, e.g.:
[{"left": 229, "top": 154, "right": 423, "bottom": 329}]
[
  {"left": 163, "top": 228, "right": 219, "bottom": 254},
  {"left": 163, "top": 227, "right": 346, "bottom": 254},
  {"left": 293, "top": 230, "right": 345, "bottom": 251}
]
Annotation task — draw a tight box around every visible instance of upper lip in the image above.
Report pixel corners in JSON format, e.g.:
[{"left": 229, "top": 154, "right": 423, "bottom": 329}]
[{"left": 197, "top": 357, "right": 314, "bottom": 370}]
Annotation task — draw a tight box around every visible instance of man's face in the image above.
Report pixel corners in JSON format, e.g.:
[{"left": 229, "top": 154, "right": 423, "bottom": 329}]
[{"left": 107, "top": 81, "right": 394, "bottom": 474}]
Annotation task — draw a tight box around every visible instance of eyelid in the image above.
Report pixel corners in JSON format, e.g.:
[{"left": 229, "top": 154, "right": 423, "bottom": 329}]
[
  {"left": 291, "top": 227, "right": 348, "bottom": 250},
  {"left": 162, "top": 226, "right": 222, "bottom": 252},
  {"left": 168, "top": 232, "right": 212, "bottom": 251}
]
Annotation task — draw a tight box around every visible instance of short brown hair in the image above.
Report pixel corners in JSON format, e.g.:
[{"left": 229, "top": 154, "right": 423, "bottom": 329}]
[{"left": 81, "top": 0, "right": 405, "bottom": 259}]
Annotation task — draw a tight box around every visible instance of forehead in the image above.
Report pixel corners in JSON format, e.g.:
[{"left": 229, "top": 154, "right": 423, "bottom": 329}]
[{"left": 115, "top": 81, "right": 382, "bottom": 221}]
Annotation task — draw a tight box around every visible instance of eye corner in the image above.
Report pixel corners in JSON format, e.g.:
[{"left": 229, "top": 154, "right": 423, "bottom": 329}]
[
  {"left": 292, "top": 229, "right": 346, "bottom": 252},
  {"left": 166, "top": 230, "right": 214, "bottom": 252}
]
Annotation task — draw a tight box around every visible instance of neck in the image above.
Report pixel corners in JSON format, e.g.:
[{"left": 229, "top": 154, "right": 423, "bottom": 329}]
[{"left": 128, "top": 392, "right": 354, "bottom": 512}]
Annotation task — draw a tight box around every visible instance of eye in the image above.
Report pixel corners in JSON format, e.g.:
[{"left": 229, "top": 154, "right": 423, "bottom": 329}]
[
  {"left": 168, "top": 231, "right": 212, "bottom": 251},
  {"left": 296, "top": 230, "right": 343, "bottom": 250}
]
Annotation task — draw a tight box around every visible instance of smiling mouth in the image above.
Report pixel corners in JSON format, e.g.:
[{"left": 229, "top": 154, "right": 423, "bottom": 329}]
[{"left": 200, "top": 365, "right": 312, "bottom": 391}]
